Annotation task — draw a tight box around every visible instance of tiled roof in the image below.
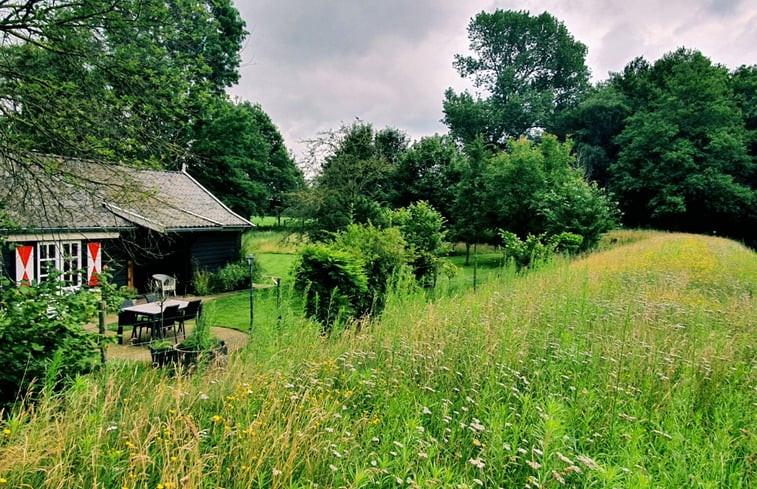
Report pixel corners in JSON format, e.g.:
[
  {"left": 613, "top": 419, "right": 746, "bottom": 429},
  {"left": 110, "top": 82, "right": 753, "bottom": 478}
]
[{"left": 1, "top": 155, "right": 252, "bottom": 234}]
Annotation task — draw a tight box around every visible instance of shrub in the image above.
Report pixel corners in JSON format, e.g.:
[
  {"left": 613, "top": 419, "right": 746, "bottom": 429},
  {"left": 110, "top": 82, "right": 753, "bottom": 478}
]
[
  {"left": 391, "top": 201, "right": 449, "bottom": 286},
  {"left": 499, "top": 230, "right": 584, "bottom": 270},
  {"left": 0, "top": 273, "right": 101, "bottom": 406},
  {"left": 192, "top": 260, "right": 265, "bottom": 295},
  {"left": 293, "top": 244, "right": 369, "bottom": 330},
  {"left": 538, "top": 177, "right": 619, "bottom": 250}
]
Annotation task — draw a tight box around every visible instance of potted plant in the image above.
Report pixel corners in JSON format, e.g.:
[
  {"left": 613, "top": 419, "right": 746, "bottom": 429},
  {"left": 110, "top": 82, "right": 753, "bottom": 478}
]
[
  {"left": 175, "top": 312, "right": 227, "bottom": 369},
  {"left": 149, "top": 339, "right": 177, "bottom": 367}
]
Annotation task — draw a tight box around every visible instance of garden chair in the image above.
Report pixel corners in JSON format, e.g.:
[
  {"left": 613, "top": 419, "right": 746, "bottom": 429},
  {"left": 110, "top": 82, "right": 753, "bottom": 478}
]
[
  {"left": 158, "top": 304, "right": 181, "bottom": 343},
  {"left": 177, "top": 300, "right": 202, "bottom": 339},
  {"left": 120, "top": 310, "right": 154, "bottom": 344},
  {"left": 143, "top": 292, "right": 160, "bottom": 303},
  {"left": 152, "top": 274, "right": 177, "bottom": 296}
]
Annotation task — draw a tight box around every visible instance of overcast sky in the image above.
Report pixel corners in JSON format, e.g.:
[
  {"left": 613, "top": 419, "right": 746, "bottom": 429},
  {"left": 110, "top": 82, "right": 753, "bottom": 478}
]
[{"left": 228, "top": 0, "right": 757, "bottom": 161}]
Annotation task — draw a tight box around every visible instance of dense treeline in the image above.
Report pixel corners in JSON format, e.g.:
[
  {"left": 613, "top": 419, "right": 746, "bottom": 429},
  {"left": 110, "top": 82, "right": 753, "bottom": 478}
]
[
  {"left": 288, "top": 10, "right": 755, "bottom": 249},
  {"left": 2, "top": 3, "right": 752, "bottom": 245}
]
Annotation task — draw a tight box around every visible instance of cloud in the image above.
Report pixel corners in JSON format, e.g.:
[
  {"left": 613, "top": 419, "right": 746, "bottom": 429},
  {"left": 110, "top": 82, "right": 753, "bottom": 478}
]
[{"left": 228, "top": 0, "right": 757, "bottom": 161}]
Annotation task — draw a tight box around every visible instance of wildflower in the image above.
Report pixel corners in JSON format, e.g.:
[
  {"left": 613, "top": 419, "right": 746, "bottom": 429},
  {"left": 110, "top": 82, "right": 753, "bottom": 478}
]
[
  {"left": 469, "top": 458, "right": 485, "bottom": 469},
  {"left": 273, "top": 468, "right": 282, "bottom": 476},
  {"left": 199, "top": 393, "right": 209, "bottom": 401},
  {"left": 552, "top": 470, "right": 565, "bottom": 484},
  {"left": 393, "top": 440, "right": 404, "bottom": 448},
  {"left": 418, "top": 451, "right": 428, "bottom": 459},
  {"left": 472, "top": 439, "right": 482, "bottom": 447},
  {"left": 211, "top": 415, "right": 223, "bottom": 423},
  {"left": 329, "top": 464, "right": 338, "bottom": 472},
  {"left": 107, "top": 425, "right": 118, "bottom": 432},
  {"left": 0, "top": 478, "right": 6, "bottom": 484},
  {"left": 331, "top": 449, "right": 342, "bottom": 458},
  {"left": 422, "top": 406, "right": 432, "bottom": 415},
  {"left": 473, "top": 479, "right": 484, "bottom": 486},
  {"left": 526, "top": 460, "right": 542, "bottom": 470}
]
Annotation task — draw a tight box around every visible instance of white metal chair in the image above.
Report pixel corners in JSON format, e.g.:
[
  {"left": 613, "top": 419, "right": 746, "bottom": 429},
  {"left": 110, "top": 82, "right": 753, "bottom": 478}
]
[{"left": 152, "top": 273, "right": 177, "bottom": 296}]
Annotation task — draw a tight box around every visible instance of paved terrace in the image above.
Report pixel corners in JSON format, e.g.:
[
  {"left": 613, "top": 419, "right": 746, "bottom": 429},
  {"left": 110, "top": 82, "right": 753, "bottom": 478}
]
[{"left": 85, "top": 294, "right": 250, "bottom": 362}]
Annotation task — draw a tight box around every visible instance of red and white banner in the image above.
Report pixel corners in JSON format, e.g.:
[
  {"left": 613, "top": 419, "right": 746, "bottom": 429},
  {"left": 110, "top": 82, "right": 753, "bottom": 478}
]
[
  {"left": 15, "top": 245, "right": 34, "bottom": 286},
  {"left": 87, "top": 242, "right": 102, "bottom": 286}
]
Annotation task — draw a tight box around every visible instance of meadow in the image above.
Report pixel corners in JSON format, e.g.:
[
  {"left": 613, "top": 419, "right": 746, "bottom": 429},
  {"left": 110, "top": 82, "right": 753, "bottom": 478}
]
[{"left": 0, "top": 231, "right": 755, "bottom": 488}]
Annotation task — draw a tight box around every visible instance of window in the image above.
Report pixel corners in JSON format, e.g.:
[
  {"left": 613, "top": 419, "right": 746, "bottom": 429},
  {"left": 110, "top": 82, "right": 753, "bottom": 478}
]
[{"left": 37, "top": 241, "right": 82, "bottom": 286}]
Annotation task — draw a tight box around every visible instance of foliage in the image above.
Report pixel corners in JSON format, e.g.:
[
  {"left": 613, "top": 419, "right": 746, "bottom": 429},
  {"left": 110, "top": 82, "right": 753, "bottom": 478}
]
[
  {"left": 485, "top": 135, "right": 618, "bottom": 248},
  {"left": 0, "top": 272, "right": 101, "bottom": 406},
  {"left": 189, "top": 99, "right": 304, "bottom": 217},
  {"left": 332, "top": 224, "right": 410, "bottom": 315},
  {"left": 391, "top": 202, "right": 449, "bottom": 285},
  {"left": 293, "top": 224, "right": 412, "bottom": 330},
  {"left": 0, "top": 0, "right": 247, "bottom": 165},
  {"left": 177, "top": 309, "right": 218, "bottom": 351},
  {"left": 298, "top": 121, "right": 407, "bottom": 238},
  {"left": 499, "top": 229, "right": 583, "bottom": 269},
  {"left": 192, "top": 260, "right": 263, "bottom": 295},
  {"left": 388, "top": 134, "right": 462, "bottom": 221},
  {"left": 443, "top": 9, "right": 590, "bottom": 146},
  {"left": 537, "top": 177, "right": 620, "bottom": 250},
  {"left": 293, "top": 243, "right": 368, "bottom": 330},
  {"left": 609, "top": 49, "right": 755, "bottom": 244},
  {"left": 550, "top": 83, "right": 631, "bottom": 187}
]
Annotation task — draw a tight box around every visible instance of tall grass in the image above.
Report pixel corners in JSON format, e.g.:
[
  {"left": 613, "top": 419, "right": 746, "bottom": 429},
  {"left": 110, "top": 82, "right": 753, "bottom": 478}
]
[{"left": 1, "top": 232, "right": 755, "bottom": 488}]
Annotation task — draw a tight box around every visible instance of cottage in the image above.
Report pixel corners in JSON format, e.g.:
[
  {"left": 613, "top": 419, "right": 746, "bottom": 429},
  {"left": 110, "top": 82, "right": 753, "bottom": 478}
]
[{"left": 0, "top": 155, "right": 253, "bottom": 293}]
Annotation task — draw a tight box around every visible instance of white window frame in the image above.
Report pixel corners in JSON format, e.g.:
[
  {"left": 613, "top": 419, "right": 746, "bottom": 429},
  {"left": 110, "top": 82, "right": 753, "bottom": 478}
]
[{"left": 37, "top": 241, "right": 82, "bottom": 287}]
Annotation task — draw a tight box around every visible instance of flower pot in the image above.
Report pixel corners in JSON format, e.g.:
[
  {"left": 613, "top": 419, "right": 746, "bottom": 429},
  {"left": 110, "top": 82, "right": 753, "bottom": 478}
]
[
  {"left": 149, "top": 345, "right": 177, "bottom": 368},
  {"left": 175, "top": 340, "right": 227, "bottom": 369}
]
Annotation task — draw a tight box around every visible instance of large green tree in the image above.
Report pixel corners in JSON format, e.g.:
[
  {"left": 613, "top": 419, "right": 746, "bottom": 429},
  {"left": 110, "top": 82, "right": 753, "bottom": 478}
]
[
  {"left": 388, "top": 134, "right": 462, "bottom": 221},
  {"left": 190, "top": 99, "right": 303, "bottom": 218},
  {"left": 443, "top": 9, "right": 590, "bottom": 147},
  {"left": 0, "top": 0, "right": 246, "bottom": 165},
  {"left": 303, "top": 122, "right": 408, "bottom": 237},
  {"left": 609, "top": 49, "right": 755, "bottom": 242}
]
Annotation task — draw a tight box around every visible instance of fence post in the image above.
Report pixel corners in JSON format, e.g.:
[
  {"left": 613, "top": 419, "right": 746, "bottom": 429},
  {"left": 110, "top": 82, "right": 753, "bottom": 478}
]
[{"left": 98, "top": 300, "right": 107, "bottom": 363}]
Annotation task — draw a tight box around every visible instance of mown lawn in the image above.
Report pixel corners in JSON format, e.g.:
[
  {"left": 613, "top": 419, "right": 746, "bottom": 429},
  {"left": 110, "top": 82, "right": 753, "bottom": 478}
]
[{"left": 2, "top": 231, "right": 755, "bottom": 488}]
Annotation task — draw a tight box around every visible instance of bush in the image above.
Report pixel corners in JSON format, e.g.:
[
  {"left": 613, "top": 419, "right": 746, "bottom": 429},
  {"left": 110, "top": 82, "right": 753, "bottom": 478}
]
[
  {"left": 538, "top": 177, "right": 619, "bottom": 250},
  {"left": 499, "top": 230, "right": 583, "bottom": 270},
  {"left": 0, "top": 273, "right": 101, "bottom": 407},
  {"left": 192, "top": 260, "right": 265, "bottom": 295},
  {"left": 391, "top": 201, "right": 449, "bottom": 286},
  {"left": 293, "top": 244, "right": 368, "bottom": 330},
  {"left": 294, "top": 224, "right": 413, "bottom": 331}
]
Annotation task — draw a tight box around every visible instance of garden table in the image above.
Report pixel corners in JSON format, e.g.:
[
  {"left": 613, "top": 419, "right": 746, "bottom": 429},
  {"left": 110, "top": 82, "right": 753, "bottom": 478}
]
[{"left": 120, "top": 299, "right": 189, "bottom": 342}]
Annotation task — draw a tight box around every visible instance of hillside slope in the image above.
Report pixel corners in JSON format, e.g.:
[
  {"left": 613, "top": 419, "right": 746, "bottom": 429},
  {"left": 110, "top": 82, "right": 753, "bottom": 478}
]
[{"left": 1, "top": 232, "right": 755, "bottom": 488}]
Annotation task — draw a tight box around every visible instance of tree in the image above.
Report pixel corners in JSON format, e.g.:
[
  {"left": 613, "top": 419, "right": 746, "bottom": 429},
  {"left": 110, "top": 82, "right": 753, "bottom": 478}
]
[
  {"left": 485, "top": 135, "right": 618, "bottom": 249},
  {"left": 190, "top": 99, "right": 304, "bottom": 218},
  {"left": 609, "top": 49, "right": 755, "bottom": 243},
  {"left": 0, "top": 0, "right": 246, "bottom": 165},
  {"left": 551, "top": 83, "right": 631, "bottom": 188},
  {"left": 443, "top": 9, "right": 589, "bottom": 146},
  {"left": 449, "top": 137, "right": 492, "bottom": 265},
  {"left": 303, "top": 121, "right": 407, "bottom": 237},
  {"left": 388, "top": 135, "right": 462, "bottom": 222},
  {"left": 391, "top": 201, "right": 448, "bottom": 286}
]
